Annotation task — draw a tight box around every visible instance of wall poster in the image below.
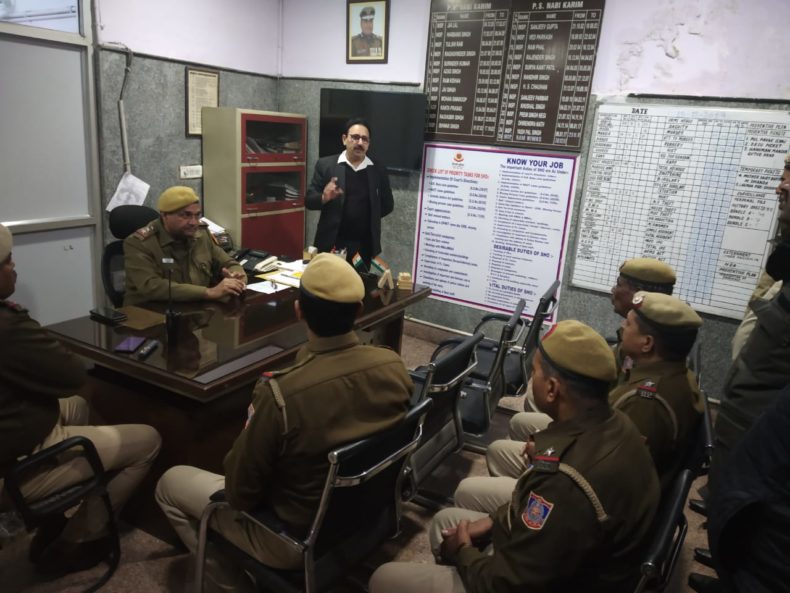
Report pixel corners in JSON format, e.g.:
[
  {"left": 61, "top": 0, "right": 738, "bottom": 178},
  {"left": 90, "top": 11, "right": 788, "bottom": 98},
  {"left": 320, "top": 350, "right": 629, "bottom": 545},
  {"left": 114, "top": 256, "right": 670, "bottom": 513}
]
[
  {"left": 572, "top": 103, "right": 790, "bottom": 319},
  {"left": 414, "top": 143, "right": 578, "bottom": 318},
  {"left": 425, "top": 0, "right": 605, "bottom": 151}
]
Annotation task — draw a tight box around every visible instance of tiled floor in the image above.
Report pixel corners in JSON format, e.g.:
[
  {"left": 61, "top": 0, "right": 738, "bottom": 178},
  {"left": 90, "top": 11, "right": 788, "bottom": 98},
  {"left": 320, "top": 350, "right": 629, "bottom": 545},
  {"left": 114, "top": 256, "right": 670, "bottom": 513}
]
[{"left": 0, "top": 322, "right": 716, "bottom": 592}]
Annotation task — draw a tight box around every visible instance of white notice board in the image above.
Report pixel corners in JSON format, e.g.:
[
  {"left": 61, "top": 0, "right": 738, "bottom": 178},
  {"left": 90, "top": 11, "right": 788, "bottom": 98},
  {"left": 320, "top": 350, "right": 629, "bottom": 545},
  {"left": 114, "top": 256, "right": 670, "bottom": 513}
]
[
  {"left": 414, "top": 144, "right": 578, "bottom": 318},
  {"left": 572, "top": 104, "right": 790, "bottom": 319}
]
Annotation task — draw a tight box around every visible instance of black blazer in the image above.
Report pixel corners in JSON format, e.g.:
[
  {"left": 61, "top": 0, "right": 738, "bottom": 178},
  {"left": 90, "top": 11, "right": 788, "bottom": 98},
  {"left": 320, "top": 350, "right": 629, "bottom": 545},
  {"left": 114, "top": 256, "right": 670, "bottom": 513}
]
[{"left": 305, "top": 154, "right": 394, "bottom": 255}]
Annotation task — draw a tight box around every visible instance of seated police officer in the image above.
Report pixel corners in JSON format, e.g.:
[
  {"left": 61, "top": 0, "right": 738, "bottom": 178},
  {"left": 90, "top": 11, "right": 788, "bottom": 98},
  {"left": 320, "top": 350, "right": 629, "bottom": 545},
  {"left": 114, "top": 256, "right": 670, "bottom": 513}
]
[
  {"left": 476, "top": 292, "right": 700, "bottom": 504},
  {"left": 155, "top": 253, "right": 412, "bottom": 591},
  {"left": 608, "top": 291, "right": 703, "bottom": 493},
  {"left": 123, "top": 186, "right": 245, "bottom": 306},
  {"left": 490, "top": 257, "right": 677, "bottom": 475},
  {"left": 370, "top": 321, "right": 660, "bottom": 593},
  {"left": 0, "top": 223, "right": 161, "bottom": 576}
]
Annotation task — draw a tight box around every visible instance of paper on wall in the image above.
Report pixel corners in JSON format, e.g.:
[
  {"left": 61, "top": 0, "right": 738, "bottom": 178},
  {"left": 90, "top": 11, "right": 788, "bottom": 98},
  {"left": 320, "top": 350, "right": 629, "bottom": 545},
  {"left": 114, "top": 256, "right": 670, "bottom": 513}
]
[{"left": 106, "top": 172, "right": 150, "bottom": 211}]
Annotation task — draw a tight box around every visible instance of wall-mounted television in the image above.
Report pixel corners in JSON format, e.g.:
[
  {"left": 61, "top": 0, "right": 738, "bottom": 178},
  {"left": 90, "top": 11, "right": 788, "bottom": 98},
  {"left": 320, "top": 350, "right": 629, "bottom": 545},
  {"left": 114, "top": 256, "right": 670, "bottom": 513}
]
[{"left": 319, "top": 88, "right": 427, "bottom": 174}]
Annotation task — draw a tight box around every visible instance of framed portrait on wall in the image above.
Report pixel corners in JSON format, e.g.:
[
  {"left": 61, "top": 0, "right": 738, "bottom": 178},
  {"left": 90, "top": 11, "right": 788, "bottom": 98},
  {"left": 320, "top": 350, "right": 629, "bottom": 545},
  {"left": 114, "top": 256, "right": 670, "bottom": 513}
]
[{"left": 346, "top": 0, "right": 389, "bottom": 64}]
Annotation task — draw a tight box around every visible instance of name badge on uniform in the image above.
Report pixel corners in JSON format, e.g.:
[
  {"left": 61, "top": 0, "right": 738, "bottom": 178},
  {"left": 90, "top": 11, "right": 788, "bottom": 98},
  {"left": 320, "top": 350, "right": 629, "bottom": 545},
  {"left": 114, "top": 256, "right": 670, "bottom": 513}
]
[
  {"left": 522, "top": 491, "right": 554, "bottom": 530},
  {"left": 637, "top": 381, "right": 657, "bottom": 399}
]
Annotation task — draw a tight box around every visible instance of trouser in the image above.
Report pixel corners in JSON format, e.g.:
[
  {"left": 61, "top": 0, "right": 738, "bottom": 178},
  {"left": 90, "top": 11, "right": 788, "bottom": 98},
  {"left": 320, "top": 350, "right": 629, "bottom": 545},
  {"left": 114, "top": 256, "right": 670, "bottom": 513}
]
[
  {"left": 155, "top": 465, "right": 303, "bottom": 592},
  {"left": 1, "top": 396, "right": 161, "bottom": 543},
  {"left": 485, "top": 410, "right": 551, "bottom": 478},
  {"left": 369, "top": 507, "right": 491, "bottom": 593}
]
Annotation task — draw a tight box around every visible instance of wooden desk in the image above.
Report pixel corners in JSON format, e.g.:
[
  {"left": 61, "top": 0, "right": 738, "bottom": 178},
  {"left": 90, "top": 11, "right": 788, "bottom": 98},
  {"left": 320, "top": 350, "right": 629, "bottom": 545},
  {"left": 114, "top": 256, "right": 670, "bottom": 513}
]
[{"left": 46, "top": 278, "right": 430, "bottom": 540}]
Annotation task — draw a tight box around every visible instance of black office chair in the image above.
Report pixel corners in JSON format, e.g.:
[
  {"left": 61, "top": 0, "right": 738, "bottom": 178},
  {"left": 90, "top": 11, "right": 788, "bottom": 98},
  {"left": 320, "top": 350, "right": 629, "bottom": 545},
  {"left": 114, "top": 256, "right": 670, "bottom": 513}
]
[
  {"left": 403, "top": 332, "right": 483, "bottom": 506},
  {"left": 101, "top": 205, "right": 159, "bottom": 307},
  {"left": 513, "top": 280, "right": 561, "bottom": 397},
  {"left": 193, "top": 398, "right": 432, "bottom": 593},
  {"left": 687, "top": 386, "right": 716, "bottom": 520},
  {"left": 687, "top": 335, "right": 703, "bottom": 387},
  {"left": 3, "top": 436, "right": 121, "bottom": 592},
  {"left": 454, "top": 299, "right": 526, "bottom": 438},
  {"left": 633, "top": 469, "right": 694, "bottom": 593}
]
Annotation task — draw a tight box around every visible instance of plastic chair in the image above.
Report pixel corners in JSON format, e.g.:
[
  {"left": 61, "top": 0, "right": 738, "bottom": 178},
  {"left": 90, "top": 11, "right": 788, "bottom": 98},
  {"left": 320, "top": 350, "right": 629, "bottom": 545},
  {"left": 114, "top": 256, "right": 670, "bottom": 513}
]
[
  {"left": 633, "top": 469, "right": 694, "bottom": 593},
  {"left": 193, "top": 398, "right": 432, "bottom": 593},
  {"left": 101, "top": 205, "right": 158, "bottom": 306},
  {"left": 3, "top": 436, "right": 121, "bottom": 592}
]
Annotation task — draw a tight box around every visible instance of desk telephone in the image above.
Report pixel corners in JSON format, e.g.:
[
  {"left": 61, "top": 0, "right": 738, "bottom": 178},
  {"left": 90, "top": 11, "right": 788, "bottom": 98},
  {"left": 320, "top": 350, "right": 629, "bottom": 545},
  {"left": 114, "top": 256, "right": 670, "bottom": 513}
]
[{"left": 235, "top": 249, "right": 278, "bottom": 274}]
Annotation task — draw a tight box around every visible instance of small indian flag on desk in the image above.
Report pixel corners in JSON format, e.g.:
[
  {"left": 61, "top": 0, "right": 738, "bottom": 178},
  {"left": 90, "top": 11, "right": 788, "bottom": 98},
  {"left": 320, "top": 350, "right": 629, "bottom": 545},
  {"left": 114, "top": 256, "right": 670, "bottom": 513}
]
[
  {"left": 351, "top": 252, "right": 366, "bottom": 270},
  {"left": 371, "top": 256, "right": 389, "bottom": 274}
]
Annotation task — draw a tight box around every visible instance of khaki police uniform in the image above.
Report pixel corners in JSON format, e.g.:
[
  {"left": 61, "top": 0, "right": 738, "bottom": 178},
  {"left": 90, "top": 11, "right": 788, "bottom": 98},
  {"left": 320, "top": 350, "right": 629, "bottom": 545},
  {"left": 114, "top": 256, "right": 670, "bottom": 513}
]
[
  {"left": 371, "top": 409, "right": 660, "bottom": 593},
  {"left": 156, "top": 332, "right": 412, "bottom": 572},
  {"left": 156, "top": 253, "right": 413, "bottom": 589},
  {"left": 372, "top": 320, "right": 660, "bottom": 593},
  {"left": 486, "top": 258, "right": 677, "bottom": 478},
  {"left": 123, "top": 218, "right": 243, "bottom": 306},
  {"left": 351, "top": 33, "right": 383, "bottom": 57},
  {"left": 608, "top": 360, "right": 702, "bottom": 493},
  {"left": 0, "top": 299, "right": 161, "bottom": 543}
]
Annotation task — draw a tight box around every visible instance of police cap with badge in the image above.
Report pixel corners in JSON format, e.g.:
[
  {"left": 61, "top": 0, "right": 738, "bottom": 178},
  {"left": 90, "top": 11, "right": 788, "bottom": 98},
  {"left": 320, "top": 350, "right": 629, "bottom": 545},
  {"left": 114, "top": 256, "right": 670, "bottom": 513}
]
[
  {"left": 631, "top": 291, "right": 702, "bottom": 337},
  {"left": 299, "top": 253, "right": 364, "bottom": 304},
  {"left": 360, "top": 6, "right": 375, "bottom": 19},
  {"left": 619, "top": 257, "right": 676, "bottom": 293},
  {"left": 538, "top": 319, "right": 618, "bottom": 387},
  {"left": 158, "top": 186, "right": 200, "bottom": 213}
]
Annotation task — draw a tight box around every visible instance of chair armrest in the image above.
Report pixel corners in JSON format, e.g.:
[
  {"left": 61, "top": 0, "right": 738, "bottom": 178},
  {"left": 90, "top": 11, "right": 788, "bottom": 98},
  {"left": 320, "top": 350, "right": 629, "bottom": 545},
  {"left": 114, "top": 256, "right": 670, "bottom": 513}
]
[
  {"left": 7, "top": 436, "right": 104, "bottom": 483},
  {"left": 474, "top": 313, "right": 510, "bottom": 332},
  {"left": 430, "top": 337, "right": 463, "bottom": 362},
  {"left": 209, "top": 489, "right": 227, "bottom": 503},
  {"left": 244, "top": 506, "right": 288, "bottom": 534},
  {"left": 208, "top": 489, "right": 287, "bottom": 536},
  {"left": 4, "top": 436, "right": 106, "bottom": 528}
]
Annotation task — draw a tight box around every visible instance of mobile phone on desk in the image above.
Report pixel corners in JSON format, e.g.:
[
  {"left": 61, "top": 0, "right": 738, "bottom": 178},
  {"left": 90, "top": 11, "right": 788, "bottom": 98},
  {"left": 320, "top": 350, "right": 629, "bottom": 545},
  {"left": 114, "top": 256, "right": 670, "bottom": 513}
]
[
  {"left": 114, "top": 336, "right": 145, "bottom": 353},
  {"left": 90, "top": 306, "right": 128, "bottom": 325}
]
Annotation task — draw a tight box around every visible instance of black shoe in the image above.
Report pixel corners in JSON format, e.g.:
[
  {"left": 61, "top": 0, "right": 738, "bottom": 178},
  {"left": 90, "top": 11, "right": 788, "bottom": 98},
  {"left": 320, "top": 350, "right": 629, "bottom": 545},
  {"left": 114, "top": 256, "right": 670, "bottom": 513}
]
[
  {"left": 688, "top": 572, "right": 722, "bottom": 593},
  {"left": 694, "top": 547, "right": 714, "bottom": 568},
  {"left": 34, "top": 535, "right": 113, "bottom": 578},
  {"left": 28, "top": 513, "right": 67, "bottom": 563},
  {"left": 689, "top": 498, "right": 708, "bottom": 516}
]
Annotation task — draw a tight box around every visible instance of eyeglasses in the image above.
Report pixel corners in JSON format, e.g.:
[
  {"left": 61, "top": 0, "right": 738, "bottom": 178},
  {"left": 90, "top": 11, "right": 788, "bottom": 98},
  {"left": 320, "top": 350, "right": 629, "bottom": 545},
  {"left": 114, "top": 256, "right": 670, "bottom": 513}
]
[{"left": 347, "top": 134, "right": 370, "bottom": 144}]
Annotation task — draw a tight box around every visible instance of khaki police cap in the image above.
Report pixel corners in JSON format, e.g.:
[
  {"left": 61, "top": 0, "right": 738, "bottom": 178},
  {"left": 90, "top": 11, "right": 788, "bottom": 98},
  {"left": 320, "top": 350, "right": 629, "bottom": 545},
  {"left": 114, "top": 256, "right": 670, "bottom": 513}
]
[
  {"left": 0, "top": 223, "right": 12, "bottom": 262},
  {"left": 300, "top": 253, "right": 364, "bottom": 303},
  {"left": 632, "top": 291, "right": 702, "bottom": 333},
  {"left": 158, "top": 186, "right": 200, "bottom": 213},
  {"left": 619, "top": 257, "right": 676, "bottom": 287},
  {"left": 360, "top": 6, "right": 375, "bottom": 19},
  {"left": 539, "top": 320, "right": 617, "bottom": 383}
]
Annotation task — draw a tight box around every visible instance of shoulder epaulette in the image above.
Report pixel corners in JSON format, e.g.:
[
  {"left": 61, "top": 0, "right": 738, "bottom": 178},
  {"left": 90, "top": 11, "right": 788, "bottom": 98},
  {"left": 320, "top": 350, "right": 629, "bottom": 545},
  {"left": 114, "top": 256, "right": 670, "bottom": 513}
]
[
  {"left": 0, "top": 299, "right": 26, "bottom": 312},
  {"left": 532, "top": 446, "right": 560, "bottom": 473},
  {"left": 133, "top": 224, "right": 156, "bottom": 241},
  {"left": 259, "top": 353, "right": 316, "bottom": 382},
  {"left": 637, "top": 381, "right": 657, "bottom": 399}
]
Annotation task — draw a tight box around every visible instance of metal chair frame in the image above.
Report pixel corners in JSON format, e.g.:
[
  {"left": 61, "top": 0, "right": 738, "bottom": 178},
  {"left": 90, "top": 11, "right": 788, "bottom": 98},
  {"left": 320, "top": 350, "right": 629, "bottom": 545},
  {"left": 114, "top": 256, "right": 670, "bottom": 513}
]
[
  {"left": 3, "top": 435, "right": 121, "bottom": 593},
  {"left": 194, "top": 398, "right": 432, "bottom": 593},
  {"left": 633, "top": 469, "right": 694, "bottom": 593}
]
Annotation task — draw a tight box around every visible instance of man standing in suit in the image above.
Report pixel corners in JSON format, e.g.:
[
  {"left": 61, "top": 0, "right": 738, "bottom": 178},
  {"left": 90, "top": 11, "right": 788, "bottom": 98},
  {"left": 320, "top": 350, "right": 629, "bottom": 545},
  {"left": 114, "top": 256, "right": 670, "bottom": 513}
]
[{"left": 306, "top": 117, "right": 393, "bottom": 267}]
